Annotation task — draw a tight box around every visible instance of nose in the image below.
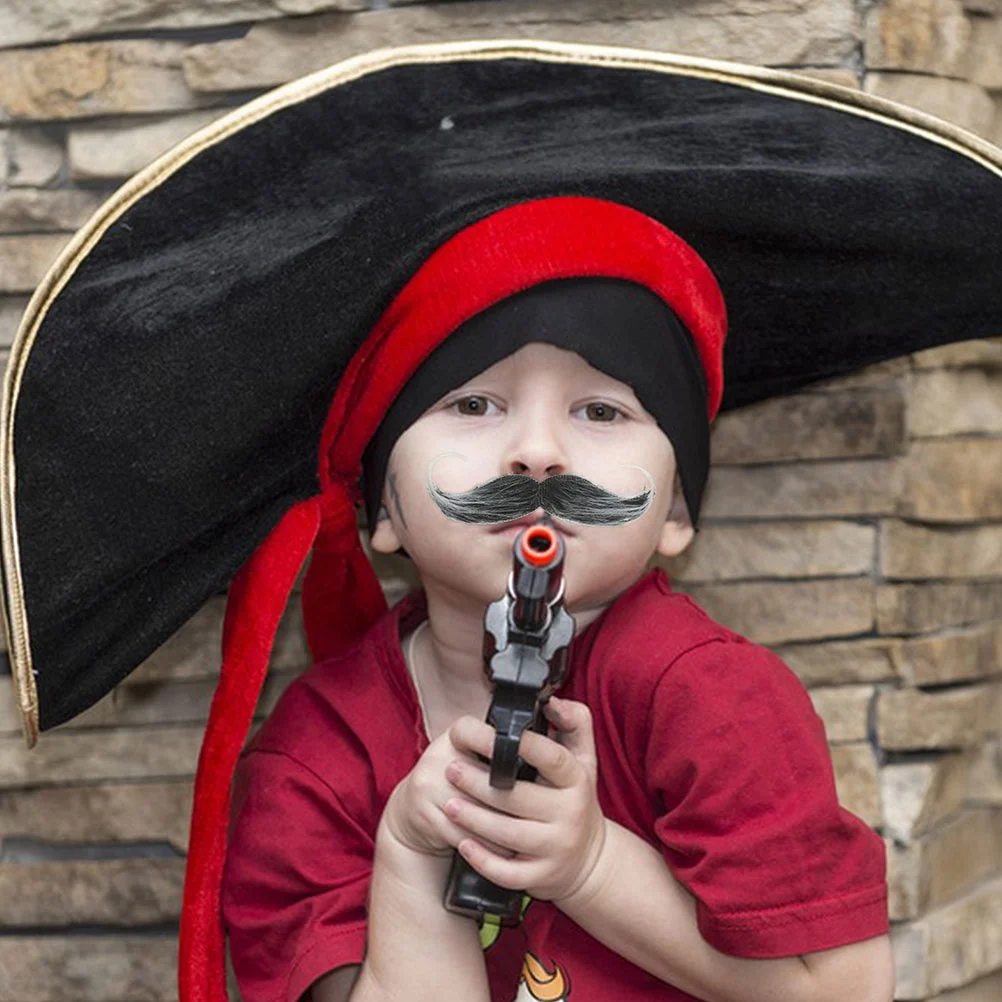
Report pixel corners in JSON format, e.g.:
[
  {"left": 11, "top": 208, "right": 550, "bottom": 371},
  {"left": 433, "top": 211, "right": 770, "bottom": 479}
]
[{"left": 503, "top": 404, "right": 569, "bottom": 481}]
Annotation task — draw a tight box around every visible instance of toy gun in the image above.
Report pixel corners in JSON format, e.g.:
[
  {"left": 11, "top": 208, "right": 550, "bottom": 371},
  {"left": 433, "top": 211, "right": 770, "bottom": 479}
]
[{"left": 443, "top": 514, "right": 576, "bottom": 927}]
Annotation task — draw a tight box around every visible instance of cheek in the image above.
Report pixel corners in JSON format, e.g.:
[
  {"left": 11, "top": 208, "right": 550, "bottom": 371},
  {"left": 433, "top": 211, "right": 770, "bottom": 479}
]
[
  {"left": 560, "top": 529, "right": 653, "bottom": 609},
  {"left": 389, "top": 466, "right": 484, "bottom": 548},
  {"left": 425, "top": 459, "right": 505, "bottom": 510},
  {"left": 584, "top": 436, "right": 671, "bottom": 485},
  {"left": 562, "top": 513, "right": 658, "bottom": 575},
  {"left": 385, "top": 446, "right": 435, "bottom": 511}
]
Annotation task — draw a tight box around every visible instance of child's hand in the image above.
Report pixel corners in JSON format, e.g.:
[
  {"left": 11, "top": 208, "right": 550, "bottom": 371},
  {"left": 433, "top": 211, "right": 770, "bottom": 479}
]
[
  {"left": 442, "top": 696, "right": 607, "bottom": 903},
  {"left": 381, "top": 727, "right": 519, "bottom": 862}
]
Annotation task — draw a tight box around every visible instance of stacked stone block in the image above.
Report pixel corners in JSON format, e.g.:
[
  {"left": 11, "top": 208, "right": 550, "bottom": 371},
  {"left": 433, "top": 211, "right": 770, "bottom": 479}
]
[{"left": 1, "top": 2, "right": 1001, "bottom": 999}]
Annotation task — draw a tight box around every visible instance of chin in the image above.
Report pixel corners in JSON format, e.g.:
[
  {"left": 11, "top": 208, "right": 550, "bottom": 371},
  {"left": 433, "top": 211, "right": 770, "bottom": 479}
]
[
  {"left": 564, "top": 558, "right": 651, "bottom": 611},
  {"left": 419, "top": 552, "right": 513, "bottom": 608}
]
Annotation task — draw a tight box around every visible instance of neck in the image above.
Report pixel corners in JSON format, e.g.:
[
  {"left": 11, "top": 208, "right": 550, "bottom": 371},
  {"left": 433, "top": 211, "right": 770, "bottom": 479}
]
[{"left": 413, "top": 581, "right": 609, "bottom": 709}]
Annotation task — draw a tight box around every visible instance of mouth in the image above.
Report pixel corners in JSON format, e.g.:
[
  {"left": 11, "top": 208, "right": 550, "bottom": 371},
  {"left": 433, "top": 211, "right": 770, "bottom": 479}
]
[{"left": 489, "top": 510, "right": 575, "bottom": 537}]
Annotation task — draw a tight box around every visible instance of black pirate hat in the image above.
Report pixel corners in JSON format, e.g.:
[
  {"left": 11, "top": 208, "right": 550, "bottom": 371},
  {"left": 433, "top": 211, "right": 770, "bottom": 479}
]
[{"left": 3, "top": 40, "right": 1002, "bottom": 1002}]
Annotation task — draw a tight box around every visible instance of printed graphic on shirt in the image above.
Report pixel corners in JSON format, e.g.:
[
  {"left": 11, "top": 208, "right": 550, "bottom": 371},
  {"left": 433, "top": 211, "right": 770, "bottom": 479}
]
[
  {"left": 512, "top": 951, "right": 571, "bottom": 1001},
  {"left": 479, "top": 896, "right": 573, "bottom": 1001}
]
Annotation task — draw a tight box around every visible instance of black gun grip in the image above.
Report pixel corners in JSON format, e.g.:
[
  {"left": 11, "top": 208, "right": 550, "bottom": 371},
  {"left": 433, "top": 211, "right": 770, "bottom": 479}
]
[
  {"left": 488, "top": 695, "right": 539, "bottom": 789},
  {"left": 442, "top": 737, "right": 543, "bottom": 926}
]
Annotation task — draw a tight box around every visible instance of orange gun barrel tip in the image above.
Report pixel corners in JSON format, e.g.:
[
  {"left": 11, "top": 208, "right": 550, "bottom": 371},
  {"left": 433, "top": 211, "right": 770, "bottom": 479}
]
[{"left": 520, "top": 525, "right": 559, "bottom": 566}]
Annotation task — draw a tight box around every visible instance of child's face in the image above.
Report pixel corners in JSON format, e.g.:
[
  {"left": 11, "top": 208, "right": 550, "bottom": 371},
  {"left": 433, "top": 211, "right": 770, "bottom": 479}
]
[{"left": 369, "top": 342, "right": 694, "bottom": 620}]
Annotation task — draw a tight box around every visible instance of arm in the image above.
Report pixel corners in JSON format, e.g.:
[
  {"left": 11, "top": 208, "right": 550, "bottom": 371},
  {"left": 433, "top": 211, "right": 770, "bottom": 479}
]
[
  {"left": 554, "top": 817, "right": 894, "bottom": 1002},
  {"left": 344, "top": 818, "right": 491, "bottom": 1002},
  {"left": 224, "top": 747, "right": 490, "bottom": 1002},
  {"left": 610, "top": 638, "right": 892, "bottom": 1002},
  {"left": 310, "top": 965, "right": 361, "bottom": 1002}
]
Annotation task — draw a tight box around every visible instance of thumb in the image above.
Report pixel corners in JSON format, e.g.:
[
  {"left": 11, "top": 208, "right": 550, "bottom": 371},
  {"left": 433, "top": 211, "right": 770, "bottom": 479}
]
[{"left": 544, "top": 697, "right": 597, "bottom": 763}]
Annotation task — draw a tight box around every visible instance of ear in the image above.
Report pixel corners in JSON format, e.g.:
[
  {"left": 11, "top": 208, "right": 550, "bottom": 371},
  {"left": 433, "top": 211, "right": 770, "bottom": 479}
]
[
  {"left": 369, "top": 502, "right": 405, "bottom": 555},
  {"left": 655, "top": 479, "right": 694, "bottom": 559}
]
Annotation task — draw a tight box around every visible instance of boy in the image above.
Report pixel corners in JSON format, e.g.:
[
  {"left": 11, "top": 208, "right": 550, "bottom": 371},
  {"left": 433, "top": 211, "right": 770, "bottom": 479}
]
[
  {"left": 7, "top": 41, "right": 1000, "bottom": 1002},
  {"left": 222, "top": 251, "right": 893, "bottom": 1002}
]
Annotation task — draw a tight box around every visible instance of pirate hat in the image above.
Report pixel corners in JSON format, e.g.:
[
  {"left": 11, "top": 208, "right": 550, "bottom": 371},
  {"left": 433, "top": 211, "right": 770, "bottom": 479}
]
[{"left": 3, "top": 39, "right": 1002, "bottom": 1002}]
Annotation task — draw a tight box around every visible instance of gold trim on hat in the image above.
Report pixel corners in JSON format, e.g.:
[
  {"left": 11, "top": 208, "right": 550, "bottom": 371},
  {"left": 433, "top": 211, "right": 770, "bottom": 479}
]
[{"left": 4, "top": 38, "right": 1002, "bottom": 748}]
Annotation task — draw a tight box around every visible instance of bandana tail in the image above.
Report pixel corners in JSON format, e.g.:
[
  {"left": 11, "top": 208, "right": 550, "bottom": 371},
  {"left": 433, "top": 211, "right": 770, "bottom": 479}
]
[
  {"left": 301, "top": 480, "right": 389, "bottom": 663},
  {"left": 178, "top": 496, "right": 322, "bottom": 1002}
]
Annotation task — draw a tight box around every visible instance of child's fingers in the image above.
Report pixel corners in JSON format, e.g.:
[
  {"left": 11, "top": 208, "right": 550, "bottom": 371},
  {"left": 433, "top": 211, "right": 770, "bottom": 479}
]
[
  {"left": 456, "top": 838, "right": 539, "bottom": 890},
  {"left": 437, "top": 792, "right": 517, "bottom": 858},
  {"left": 542, "top": 697, "right": 597, "bottom": 764},
  {"left": 543, "top": 695, "right": 574, "bottom": 729},
  {"left": 445, "top": 797, "right": 545, "bottom": 856},
  {"left": 448, "top": 715, "right": 495, "bottom": 760},
  {"left": 447, "top": 755, "right": 554, "bottom": 821},
  {"left": 448, "top": 702, "right": 597, "bottom": 793},
  {"left": 514, "top": 731, "right": 583, "bottom": 791}
]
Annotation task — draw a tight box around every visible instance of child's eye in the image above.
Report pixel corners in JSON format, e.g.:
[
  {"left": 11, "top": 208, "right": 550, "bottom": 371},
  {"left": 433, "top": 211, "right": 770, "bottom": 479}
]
[
  {"left": 576, "top": 401, "right": 624, "bottom": 423},
  {"left": 448, "top": 396, "right": 625, "bottom": 422},
  {"left": 451, "top": 394, "right": 499, "bottom": 417}
]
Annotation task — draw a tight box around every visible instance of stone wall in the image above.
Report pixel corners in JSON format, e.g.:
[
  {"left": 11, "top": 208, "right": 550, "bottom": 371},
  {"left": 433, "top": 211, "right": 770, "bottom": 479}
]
[{"left": 1, "top": 1, "right": 1001, "bottom": 999}]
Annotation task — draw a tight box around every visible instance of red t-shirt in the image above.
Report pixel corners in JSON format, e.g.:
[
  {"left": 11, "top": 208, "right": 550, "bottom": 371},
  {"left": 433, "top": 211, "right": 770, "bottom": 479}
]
[{"left": 222, "top": 567, "right": 888, "bottom": 1002}]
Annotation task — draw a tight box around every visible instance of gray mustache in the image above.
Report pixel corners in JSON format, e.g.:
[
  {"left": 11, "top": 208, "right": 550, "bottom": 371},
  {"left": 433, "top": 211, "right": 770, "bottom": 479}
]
[{"left": 426, "top": 454, "right": 656, "bottom": 526}]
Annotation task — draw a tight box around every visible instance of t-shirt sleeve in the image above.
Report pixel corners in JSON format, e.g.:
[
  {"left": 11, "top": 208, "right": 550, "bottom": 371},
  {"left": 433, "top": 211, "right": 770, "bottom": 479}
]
[
  {"left": 643, "top": 637, "right": 889, "bottom": 959},
  {"left": 222, "top": 746, "right": 373, "bottom": 1002}
]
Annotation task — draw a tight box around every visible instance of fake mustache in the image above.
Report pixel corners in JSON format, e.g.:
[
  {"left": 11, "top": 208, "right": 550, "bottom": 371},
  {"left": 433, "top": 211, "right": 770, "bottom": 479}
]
[{"left": 426, "top": 453, "right": 656, "bottom": 526}]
